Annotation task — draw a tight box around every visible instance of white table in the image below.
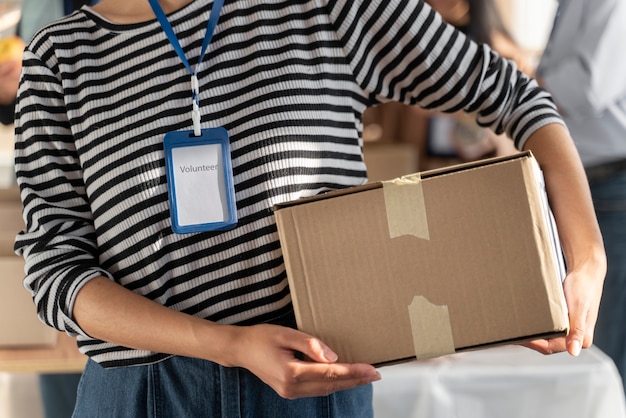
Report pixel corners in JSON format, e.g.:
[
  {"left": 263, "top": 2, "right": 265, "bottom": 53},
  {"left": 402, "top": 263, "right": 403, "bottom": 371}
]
[{"left": 373, "top": 345, "right": 626, "bottom": 418}]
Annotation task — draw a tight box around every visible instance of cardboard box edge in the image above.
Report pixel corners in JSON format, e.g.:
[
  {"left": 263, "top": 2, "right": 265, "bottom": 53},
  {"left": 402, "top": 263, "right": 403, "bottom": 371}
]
[{"left": 272, "top": 151, "right": 534, "bottom": 212}]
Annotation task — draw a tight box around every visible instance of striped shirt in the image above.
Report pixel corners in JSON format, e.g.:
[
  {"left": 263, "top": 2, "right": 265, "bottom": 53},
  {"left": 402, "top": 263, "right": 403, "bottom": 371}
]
[{"left": 14, "top": 0, "right": 562, "bottom": 368}]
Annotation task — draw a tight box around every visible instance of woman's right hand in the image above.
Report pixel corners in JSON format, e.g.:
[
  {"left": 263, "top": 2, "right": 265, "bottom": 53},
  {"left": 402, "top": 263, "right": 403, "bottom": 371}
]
[{"left": 225, "top": 324, "right": 381, "bottom": 399}]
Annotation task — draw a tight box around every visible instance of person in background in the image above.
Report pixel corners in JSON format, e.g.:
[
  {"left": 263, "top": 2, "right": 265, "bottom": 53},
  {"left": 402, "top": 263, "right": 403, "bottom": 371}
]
[
  {"left": 0, "top": 43, "right": 23, "bottom": 124},
  {"left": 0, "top": 0, "right": 100, "bottom": 125},
  {"left": 0, "top": 2, "right": 24, "bottom": 126},
  {"left": 536, "top": 0, "right": 626, "bottom": 397},
  {"left": 13, "top": 0, "right": 605, "bottom": 416},
  {"left": 0, "top": 0, "right": 99, "bottom": 125}
]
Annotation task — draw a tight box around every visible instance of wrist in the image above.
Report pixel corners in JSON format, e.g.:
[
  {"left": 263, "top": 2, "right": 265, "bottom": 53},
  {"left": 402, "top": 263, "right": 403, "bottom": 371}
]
[
  {"left": 565, "top": 242, "right": 607, "bottom": 280},
  {"left": 188, "top": 319, "right": 241, "bottom": 367}
]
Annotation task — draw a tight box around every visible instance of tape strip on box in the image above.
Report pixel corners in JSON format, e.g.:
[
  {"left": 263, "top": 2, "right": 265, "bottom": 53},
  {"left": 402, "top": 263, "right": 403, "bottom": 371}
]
[
  {"left": 382, "top": 174, "right": 430, "bottom": 240},
  {"left": 408, "top": 296, "right": 456, "bottom": 359}
]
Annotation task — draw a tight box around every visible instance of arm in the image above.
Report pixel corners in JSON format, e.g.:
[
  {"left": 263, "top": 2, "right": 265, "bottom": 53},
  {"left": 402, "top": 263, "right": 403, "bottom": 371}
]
[
  {"left": 522, "top": 123, "right": 606, "bottom": 355},
  {"left": 73, "top": 277, "right": 380, "bottom": 399}
]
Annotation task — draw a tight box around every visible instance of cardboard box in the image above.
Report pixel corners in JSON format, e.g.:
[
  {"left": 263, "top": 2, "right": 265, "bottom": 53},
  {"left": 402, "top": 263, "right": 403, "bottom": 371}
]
[
  {"left": 0, "top": 187, "right": 23, "bottom": 257},
  {"left": 274, "top": 151, "right": 568, "bottom": 365},
  {"left": 0, "top": 256, "right": 58, "bottom": 348},
  {"left": 0, "top": 188, "right": 57, "bottom": 348}
]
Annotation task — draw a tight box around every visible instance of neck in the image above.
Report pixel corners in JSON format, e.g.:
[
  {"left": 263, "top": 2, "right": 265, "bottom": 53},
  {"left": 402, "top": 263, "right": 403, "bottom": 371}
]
[{"left": 90, "top": 0, "right": 193, "bottom": 24}]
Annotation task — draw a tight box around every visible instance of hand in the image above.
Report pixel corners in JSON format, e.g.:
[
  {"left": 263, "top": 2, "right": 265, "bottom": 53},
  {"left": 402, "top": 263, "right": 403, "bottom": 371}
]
[
  {"left": 520, "top": 123, "right": 606, "bottom": 357},
  {"left": 227, "top": 324, "right": 381, "bottom": 399},
  {"left": 523, "top": 254, "right": 605, "bottom": 356}
]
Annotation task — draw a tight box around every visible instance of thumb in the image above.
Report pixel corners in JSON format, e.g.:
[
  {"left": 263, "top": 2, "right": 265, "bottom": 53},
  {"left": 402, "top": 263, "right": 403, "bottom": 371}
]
[
  {"left": 292, "top": 331, "right": 338, "bottom": 363},
  {"left": 566, "top": 312, "right": 586, "bottom": 357},
  {"left": 566, "top": 332, "right": 583, "bottom": 357}
]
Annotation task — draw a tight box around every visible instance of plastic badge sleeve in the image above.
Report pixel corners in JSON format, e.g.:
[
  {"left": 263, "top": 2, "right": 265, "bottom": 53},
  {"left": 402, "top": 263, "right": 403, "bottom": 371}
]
[{"left": 163, "top": 127, "right": 237, "bottom": 233}]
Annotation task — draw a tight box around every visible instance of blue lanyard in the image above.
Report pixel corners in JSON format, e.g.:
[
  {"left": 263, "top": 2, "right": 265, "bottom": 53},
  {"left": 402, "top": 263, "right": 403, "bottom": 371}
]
[{"left": 148, "top": 0, "right": 225, "bottom": 135}]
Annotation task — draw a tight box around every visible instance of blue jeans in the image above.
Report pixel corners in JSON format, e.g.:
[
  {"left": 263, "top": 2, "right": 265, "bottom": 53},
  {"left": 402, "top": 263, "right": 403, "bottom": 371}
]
[
  {"left": 72, "top": 356, "right": 373, "bottom": 418},
  {"left": 590, "top": 171, "right": 626, "bottom": 396}
]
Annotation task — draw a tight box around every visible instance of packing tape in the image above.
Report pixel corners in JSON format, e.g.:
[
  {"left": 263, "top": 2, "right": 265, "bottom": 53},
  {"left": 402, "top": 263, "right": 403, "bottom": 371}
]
[
  {"left": 382, "top": 174, "right": 430, "bottom": 240},
  {"left": 408, "top": 296, "right": 456, "bottom": 359}
]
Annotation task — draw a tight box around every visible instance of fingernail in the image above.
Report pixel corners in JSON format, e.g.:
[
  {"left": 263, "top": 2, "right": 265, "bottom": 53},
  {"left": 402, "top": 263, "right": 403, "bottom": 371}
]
[
  {"left": 372, "top": 371, "right": 382, "bottom": 381},
  {"left": 323, "top": 347, "right": 338, "bottom": 363},
  {"left": 571, "top": 340, "right": 581, "bottom": 357}
]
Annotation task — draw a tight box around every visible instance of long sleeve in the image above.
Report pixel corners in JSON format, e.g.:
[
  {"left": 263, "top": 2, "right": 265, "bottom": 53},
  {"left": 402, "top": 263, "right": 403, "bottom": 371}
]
[
  {"left": 326, "top": 0, "right": 562, "bottom": 149},
  {"left": 14, "top": 50, "right": 113, "bottom": 337}
]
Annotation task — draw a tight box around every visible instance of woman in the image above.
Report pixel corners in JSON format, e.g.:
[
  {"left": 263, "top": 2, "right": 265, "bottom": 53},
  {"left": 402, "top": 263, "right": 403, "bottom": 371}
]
[{"left": 14, "top": 1, "right": 604, "bottom": 416}]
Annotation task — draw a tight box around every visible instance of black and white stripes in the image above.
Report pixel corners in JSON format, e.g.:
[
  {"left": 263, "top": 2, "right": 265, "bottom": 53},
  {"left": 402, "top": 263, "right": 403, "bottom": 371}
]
[{"left": 14, "top": 0, "right": 561, "bottom": 367}]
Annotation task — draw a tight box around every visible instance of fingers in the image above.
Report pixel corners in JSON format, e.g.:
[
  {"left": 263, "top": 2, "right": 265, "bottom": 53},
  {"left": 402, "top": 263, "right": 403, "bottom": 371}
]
[
  {"left": 522, "top": 338, "right": 567, "bottom": 355},
  {"left": 562, "top": 270, "right": 601, "bottom": 356},
  {"left": 523, "top": 300, "right": 592, "bottom": 357},
  {"left": 276, "top": 329, "right": 381, "bottom": 398},
  {"left": 566, "top": 322, "right": 585, "bottom": 357},
  {"left": 275, "top": 361, "right": 381, "bottom": 400},
  {"left": 232, "top": 324, "right": 381, "bottom": 399},
  {"left": 565, "top": 301, "right": 595, "bottom": 356},
  {"left": 522, "top": 318, "right": 593, "bottom": 357},
  {"left": 524, "top": 269, "right": 600, "bottom": 357},
  {"left": 293, "top": 332, "right": 338, "bottom": 364}
]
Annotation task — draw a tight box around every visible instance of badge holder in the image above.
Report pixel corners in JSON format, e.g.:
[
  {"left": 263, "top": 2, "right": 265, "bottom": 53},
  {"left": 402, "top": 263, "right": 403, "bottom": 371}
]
[
  {"left": 164, "top": 127, "right": 237, "bottom": 233},
  {"left": 149, "top": 0, "right": 233, "bottom": 233}
]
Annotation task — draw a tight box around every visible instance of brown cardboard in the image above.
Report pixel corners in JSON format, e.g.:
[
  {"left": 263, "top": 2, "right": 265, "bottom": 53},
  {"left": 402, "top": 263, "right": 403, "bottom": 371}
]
[
  {"left": 0, "top": 188, "right": 58, "bottom": 348},
  {"left": 0, "top": 187, "right": 23, "bottom": 257},
  {"left": 274, "top": 151, "right": 568, "bottom": 366},
  {"left": 0, "top": 256, "right": 58, "bottom": 348}
]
